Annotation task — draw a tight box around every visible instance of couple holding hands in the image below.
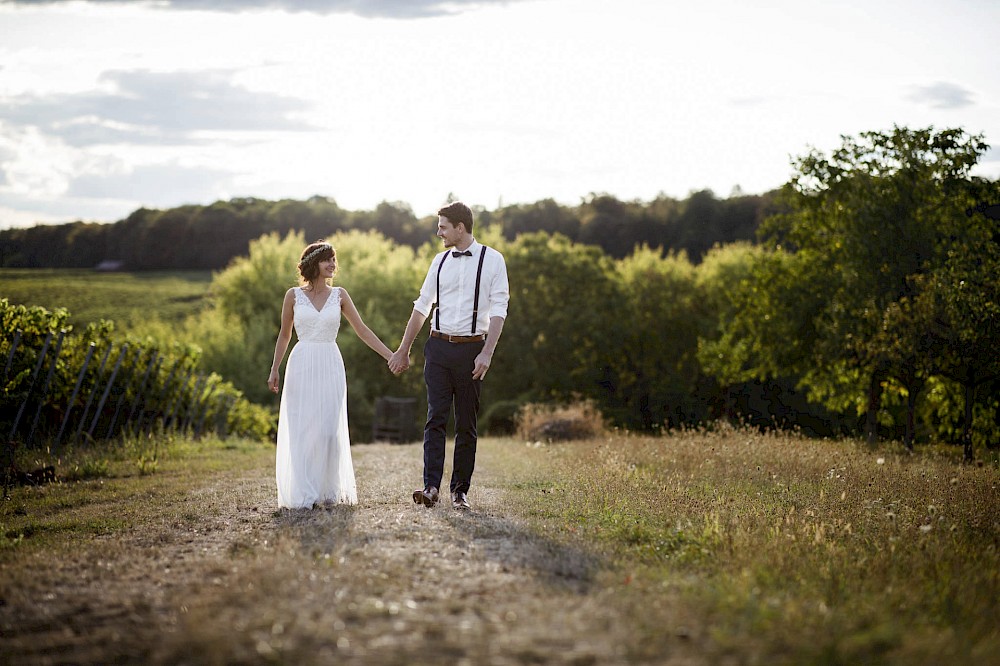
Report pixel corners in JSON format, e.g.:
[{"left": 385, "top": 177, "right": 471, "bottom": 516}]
[{"left": 267, "top": 202, "right": 510, "bottom": 512}]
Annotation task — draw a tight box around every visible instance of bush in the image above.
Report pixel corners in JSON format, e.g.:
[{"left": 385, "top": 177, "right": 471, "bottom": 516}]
[
  {"left": 481, "top": 399, "right": 523, "bottom": 436},
  {"left": 515, "top": 400, "right": 606, "bottom": 442}
]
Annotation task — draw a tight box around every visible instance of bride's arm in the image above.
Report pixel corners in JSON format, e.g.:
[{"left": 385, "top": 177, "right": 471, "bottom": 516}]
[
  {"left": 267, "top": 288, "right": 296, "bottom": 393},
  {"left": 340, "top": 287, "right": 393, "bottom": 362}
]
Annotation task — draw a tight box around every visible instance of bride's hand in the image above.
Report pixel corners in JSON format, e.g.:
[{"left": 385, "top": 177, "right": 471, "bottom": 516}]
[{"left": 267, "top": 370, "right": 280, "bottom": 394}]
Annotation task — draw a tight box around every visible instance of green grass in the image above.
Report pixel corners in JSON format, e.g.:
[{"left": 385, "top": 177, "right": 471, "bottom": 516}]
[
  {"left": 495, "top": 426, "right": 1000, "bottom": 664},
  {"left": 0, "top": 268, "right": 212, "bottom": 329},
  {"left": 1, "top": 433, "right": 271, "bottom": 555}
]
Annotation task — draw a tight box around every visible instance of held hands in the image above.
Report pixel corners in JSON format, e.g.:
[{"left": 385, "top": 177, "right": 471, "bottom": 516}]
[{"left": 388, "top": 349, "right": 410, "bottom": 376}]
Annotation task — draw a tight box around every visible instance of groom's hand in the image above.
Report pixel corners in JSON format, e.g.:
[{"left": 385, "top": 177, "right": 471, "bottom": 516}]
[
  {"left": 388, "top": 349, "right": 410, "bottom": 375},
  {"left": 472, "top": 351, "right": 492, "bottom": 380}
]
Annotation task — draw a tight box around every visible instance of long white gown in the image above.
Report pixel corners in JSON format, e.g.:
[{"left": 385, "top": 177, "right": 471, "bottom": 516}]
[{"left": 276, "top": 286, "right": 357, "bottom": 508}]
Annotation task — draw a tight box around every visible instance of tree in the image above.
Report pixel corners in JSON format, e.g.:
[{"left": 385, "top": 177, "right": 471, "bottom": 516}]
[
  {"left": 749, "top": 126, "right": 990, "bottom": 443},
  {"left": 487, "top": 232, "right": 618, "bottom": 411},
  {"left": 607, "top": 246, "right": 704, "bottom": 429}
]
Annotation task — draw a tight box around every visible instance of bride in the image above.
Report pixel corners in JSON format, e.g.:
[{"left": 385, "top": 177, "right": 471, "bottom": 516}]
[{"left": 267, "top": 240, "right": 393, "bottom": 508}]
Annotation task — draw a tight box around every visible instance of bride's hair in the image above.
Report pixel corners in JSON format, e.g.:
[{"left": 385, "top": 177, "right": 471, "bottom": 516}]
[{"left": 298, "top": 240, "right": 337, "bottom": 284}]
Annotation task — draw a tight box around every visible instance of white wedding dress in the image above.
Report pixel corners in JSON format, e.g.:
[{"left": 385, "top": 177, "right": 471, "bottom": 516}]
[{"left": 276, "top": 287, "right": 357, "bottom": 508}]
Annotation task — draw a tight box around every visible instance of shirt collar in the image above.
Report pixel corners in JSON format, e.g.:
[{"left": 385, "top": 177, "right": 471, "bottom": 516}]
[{"left": 452, "top": 238, "right": 479, "bottom": 255}]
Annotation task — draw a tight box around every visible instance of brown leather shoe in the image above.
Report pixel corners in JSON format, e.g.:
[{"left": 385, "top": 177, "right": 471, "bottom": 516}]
[
  {"left": 412, "top": 486, "right": 439, "bottom": 507},
  {"left": 451, "top": 491, "right": 471, "bottom": 510}
]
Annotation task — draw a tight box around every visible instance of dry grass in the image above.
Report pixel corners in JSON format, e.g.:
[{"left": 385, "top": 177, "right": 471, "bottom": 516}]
[
  {"left": 0, "top": 427, "right": 997, "bottom": 664},
  {"left": 515, "top": 400, "right": 607, "bottom": 442},
  {"left": 501, "top": 425, "right": 1000, "bottom": 663}
]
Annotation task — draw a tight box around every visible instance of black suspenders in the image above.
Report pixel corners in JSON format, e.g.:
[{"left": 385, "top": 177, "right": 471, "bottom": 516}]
[
  {"left": 434, "top": 251, "right": 449, "bottom": 332},
  {"left": 471, "top": 247, "right": 487, "bottom": 334},
  {"left": 435, "top": 246, "right": 488, "bottom": 335}
]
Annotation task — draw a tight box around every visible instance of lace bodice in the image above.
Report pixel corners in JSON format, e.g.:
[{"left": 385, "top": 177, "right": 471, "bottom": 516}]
[{"left": 293, "top": 287, "right": 341, "bottom": 343}]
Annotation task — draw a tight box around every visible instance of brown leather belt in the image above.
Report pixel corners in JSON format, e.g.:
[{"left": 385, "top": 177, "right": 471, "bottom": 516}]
[{"left": 430, "top": 330, "right": 486, "bottom": 343}]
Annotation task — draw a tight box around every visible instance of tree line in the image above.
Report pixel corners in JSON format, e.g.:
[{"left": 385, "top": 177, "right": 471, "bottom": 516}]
[
  {"left": 119, "top": 127, "right": 998, "bottom": 456},
  {"left": 4, "top": 125, "right": 997, "bottom": 456},
  {"left": 0, "top": 189, "right": 776, "bottom": 270}
]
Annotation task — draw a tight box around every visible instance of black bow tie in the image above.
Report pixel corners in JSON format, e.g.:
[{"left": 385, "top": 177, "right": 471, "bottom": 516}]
[{"left": 452, "top": 250, "right": 473, "bottom": 257}]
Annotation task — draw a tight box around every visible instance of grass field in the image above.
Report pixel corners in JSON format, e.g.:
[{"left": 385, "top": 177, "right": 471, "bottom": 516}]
[
  {"left": 1, "top": 428, "right": 997, "bottom": 663},
  {"left": 0, "top": 268, "right": 212, "bottom": 330}
]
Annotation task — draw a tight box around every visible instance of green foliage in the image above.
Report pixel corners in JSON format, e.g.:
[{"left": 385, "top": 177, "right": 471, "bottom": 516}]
[
  {"left": 5, "top": 134, "right": 996, "bottom": 451},
  {"left": 153, "top": 229, "right": 426, "bottom": 441},
  {"left": 1, "top": 298, "right": 271, "bottom": 446},
  {"left": 713, "top": 126, "right": 999, "bottom": 451},
  {"left": 606, "top": 246, "right": 706, "bottom": 428},
  {"left": 489, "top": 232, "right": 618, "bottom": 409}
]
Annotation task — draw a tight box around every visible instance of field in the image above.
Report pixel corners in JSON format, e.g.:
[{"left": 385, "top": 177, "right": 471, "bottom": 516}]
[
  {"left": 1, "top": 428, "right": 997, "bottom": 664},
  {"left": 0, "top": 268, "right": 212, "bottom": 329}
]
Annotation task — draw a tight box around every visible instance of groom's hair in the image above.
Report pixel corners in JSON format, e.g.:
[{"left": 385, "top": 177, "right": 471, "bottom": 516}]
[{"left": 438, "top": 201, "right": 474, "bottom": 234}]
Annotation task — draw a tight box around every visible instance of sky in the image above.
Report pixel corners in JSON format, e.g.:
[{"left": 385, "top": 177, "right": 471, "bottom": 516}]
[{"left": 0, "top": 0, "right": 998, "bottom": 229}]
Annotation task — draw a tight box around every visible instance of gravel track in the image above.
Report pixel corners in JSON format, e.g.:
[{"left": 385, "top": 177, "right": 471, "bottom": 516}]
[{"left": 1, "top": 442, "right": 693, "bottom": 665}]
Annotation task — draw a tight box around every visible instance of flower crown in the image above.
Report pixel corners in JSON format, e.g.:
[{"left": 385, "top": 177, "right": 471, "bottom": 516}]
[{"left": 300, "top": 243, "right": 332, "bottom": 264}]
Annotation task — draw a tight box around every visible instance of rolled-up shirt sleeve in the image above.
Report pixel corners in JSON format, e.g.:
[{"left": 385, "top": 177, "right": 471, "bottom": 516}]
[
  {"left": 412, "top": 259, "right": 438, "bottom": 317},
  {"left": 489, "top": 256, "right": 510, "bottom": 320}
]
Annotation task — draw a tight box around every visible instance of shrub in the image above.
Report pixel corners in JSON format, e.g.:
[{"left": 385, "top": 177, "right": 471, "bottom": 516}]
[
  {"left": 515, "top": 400, "right": 606, "bottom": 442},
  {"left": 481, "top": 399, "right": 523, "bottom": 435}
]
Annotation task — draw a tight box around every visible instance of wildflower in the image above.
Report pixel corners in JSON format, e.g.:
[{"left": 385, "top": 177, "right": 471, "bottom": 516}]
[
  {"left": 919, "top": 524, "right": 932, "bottom": 533},
  {"left": 876, "top": 457, "right": 885, "bottom": 465}
]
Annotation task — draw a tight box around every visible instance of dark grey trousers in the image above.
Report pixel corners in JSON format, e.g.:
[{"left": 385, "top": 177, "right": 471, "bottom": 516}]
[{"left": 422, "top": 336, "right": 483, "bottom": 494}]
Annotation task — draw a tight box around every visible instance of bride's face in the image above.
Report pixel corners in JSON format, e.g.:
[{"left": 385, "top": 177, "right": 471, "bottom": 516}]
[{"left": 318, "top": 258, "right": 336, "bottom": 278}]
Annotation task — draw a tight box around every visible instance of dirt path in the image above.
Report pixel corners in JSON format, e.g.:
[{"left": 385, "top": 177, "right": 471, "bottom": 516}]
[{"left": 1, "top": 442, "right": 684, "bottom": 665}]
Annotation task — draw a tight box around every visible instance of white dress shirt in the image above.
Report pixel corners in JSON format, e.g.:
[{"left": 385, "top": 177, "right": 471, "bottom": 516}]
[{"left": 413, "top": 239, "right": 509, "bottom": 337}]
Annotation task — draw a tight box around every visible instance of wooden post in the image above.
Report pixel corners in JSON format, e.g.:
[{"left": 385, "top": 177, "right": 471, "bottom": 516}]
[
  {"left": 87, "top": 344, "right": 128, "bottom": 441},
  {"left": 107, "top": 346, "right": 140, "bottom": 439},
  {"left": 75, "top": 344, "right": 113, "bottom": 445},
  {"left": 182, "top": 375, "right": 206, "bottom": 434},
  {"left": 125, "top": 351, "right": 158, "bottom": 434},
  {"left": 3, "top": 329, "right": 22, "bottom": 382},
  {"left": 9, "top": 331, "right": 52, "bottom": 440},
  {"left": 55, "top": 342, "right": 96, "bottom": 449},
  {"left": 27, "top": 329, "right": 66, "bottom": 445}
]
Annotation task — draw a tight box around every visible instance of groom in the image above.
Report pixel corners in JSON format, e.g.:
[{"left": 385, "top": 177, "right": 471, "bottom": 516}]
[{"left": 388, "top": 202, "right": 509, "bottom": 510}]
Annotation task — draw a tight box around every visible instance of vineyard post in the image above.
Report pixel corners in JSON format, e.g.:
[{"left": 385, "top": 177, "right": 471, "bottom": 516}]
[
  {"left": 125, "top": 351, "right": 158, "bottom": 435},
  {"left": 106, "top": 346, "right": 139, "bottom": 439},
  {"left": 3, "top": 329, "right": 22, "bottom": 382},
  {"left": 181, "top": 374, "right": 206, "bottom": 434},
  {"left": 27, "top": 329, "right": 67, "bottom": 445},
  {"left": 54, "top": 342, "right": 96, "bottom": 449},
  {"left": 148, "top": 359, "right": 180, "bottom": 436},
  {"left": 8, "top": 330, "right": 52, "bottom": 440},
  {"left": 86, "top": 343, "right": 128, "bottom": 441},
  {"left": 74, "top": 344, "right": 113, "bottom": 445},
  {"left": 195, "top": 379, "right": 217, "bottom": 437},
  {"left": 164, "top": 367, "right": 193, "bottom": 432}
]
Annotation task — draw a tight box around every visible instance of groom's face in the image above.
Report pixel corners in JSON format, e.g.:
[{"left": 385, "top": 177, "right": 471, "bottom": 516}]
[{"left": 436, "top": 216, "right": 462, "bottom": 248}]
